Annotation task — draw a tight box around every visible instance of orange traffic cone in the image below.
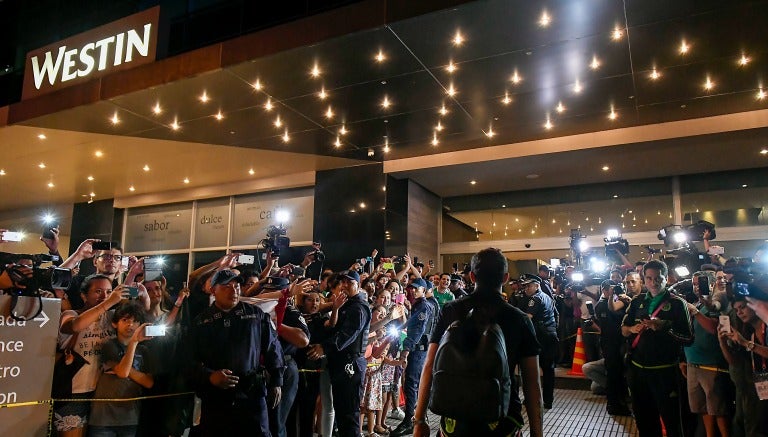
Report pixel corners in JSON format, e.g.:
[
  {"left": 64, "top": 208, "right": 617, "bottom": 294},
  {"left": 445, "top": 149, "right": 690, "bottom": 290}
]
[{"left": 568, "top": 327, "right": 586, "bottom": 376}]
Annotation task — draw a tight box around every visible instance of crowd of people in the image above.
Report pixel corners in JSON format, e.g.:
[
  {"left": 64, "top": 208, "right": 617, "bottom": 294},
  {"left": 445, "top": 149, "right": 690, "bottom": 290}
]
[{"left": 3, "top": 227, "right": 768, "bottom": 437}]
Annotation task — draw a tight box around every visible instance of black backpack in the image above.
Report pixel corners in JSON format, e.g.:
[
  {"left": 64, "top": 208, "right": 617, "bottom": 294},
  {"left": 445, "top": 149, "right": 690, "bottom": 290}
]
[{"left": 428, "top": 308, "right": 511, "bottom": 422}]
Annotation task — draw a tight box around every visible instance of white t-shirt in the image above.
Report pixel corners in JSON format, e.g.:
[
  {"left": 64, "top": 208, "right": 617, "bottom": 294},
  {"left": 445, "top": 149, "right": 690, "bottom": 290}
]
[{"left": 57, "top": 309, "right": 115, "bottom": 393}]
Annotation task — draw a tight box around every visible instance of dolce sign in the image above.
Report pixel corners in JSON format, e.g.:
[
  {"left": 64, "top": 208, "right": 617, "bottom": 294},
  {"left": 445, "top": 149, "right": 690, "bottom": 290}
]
[{"left": 22, "top": 7, "right": 159, "bottom": 100}]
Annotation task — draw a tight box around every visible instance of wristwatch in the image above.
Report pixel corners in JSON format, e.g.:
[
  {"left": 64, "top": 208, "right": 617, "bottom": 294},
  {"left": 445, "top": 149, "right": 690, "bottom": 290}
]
[{"left": 747, "top": 340, "right": 756, "bottom": 351}]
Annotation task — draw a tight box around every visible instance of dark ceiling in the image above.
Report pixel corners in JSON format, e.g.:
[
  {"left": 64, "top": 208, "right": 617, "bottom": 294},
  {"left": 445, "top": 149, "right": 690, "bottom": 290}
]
[{"left": 17, "top": 0, "right": 768, "bottom": 164}]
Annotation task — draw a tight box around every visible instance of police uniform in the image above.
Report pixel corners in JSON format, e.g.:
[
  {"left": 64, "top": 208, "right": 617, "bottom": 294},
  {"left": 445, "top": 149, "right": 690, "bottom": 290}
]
[
  {"left": 622, "top": 289, "right": 693, "bottom": 437},
  {"left": 322, "top": 273, "right": 371, "bottom": 437},
  {"left": 517, "top": 275, "right": 558, "bottom": 408},
  {"left": 270, "top": 304, "right": 309, "bottom": 437},
  {"left": 191, "top": 299, "right": 284, "bottom": 436},
  {"left": 400, "top": 294, "right": 434, "bottom": 422}
]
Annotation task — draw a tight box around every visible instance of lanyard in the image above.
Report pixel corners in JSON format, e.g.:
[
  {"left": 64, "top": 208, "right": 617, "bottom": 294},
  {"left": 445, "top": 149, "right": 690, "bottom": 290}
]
[{"left": 630, "top": 296, "right": 668, "bottom": 350}]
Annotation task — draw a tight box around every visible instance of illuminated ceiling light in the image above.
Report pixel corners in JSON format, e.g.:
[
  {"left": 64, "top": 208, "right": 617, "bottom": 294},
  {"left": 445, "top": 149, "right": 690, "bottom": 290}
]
[
  {"left": 679, "top": 39, "right": 690, "bottom": 55},
  {"left": 318, "top": 87, "right": 328, "bottom": 100},
  {"left": 339, "top": 125, "right": 348, "bottom": 135},
  {"left": 87, "top": 175, "right": 94, "bottom": 181},
  {"left": 439, "top": 104, "right": 448, "bottom": 116},
  {"left": 590, "top": 55, "right": 600, "bottom": 70},
  {"left": 310, "top": 63, "right": 321, "bottom": 78},
  {"left": 89, "top": 191, "right": 96, "bottom": 197},
  {"left": 248, "top": 168, "right": 255, "bottom": 175},
  {"left": 128, "top": 186, "right": 135, "bottom": 192},
  {"left": 501, "top": 91, "right": 511, "bottom": 105},
  {"left": 485, "top": 124, "right": 495, "bottom": 138},
  {"left": 47, "top": 182, "right": 55, "bottom": 188},
  {"left": 760, "top": 149, "right": 768, "bottom": 155},
  {"left": 436, "top": 121, "right": 444, "bottom": 131},
  {"left": 375, "top": 50, "right": 386, "bottom": 63},
  {"left": 282, "top": 130, "right": 290, "bottom": 143},
  {"left": 470, "top": 180, "right": 477, "bottom": 185},
  {"left": 183, "top": 178, "right": 190, "bottom": 184},
  {"left": 544, "top": 114, "right": 553, "bottom": 130},
  {"left": 38, "top": 162, "right": 46, "bottom": 169},
  {"left": 170, "top": 118, "right": 180, "bottom": 130},
  {"left": 446, "top": 84, "right": 457, "bottom": 97},
  {"left": 510, "top": 69, "right": 522, "bottom": 84},
  {"left": 110, "top": 112, "right": 120, "bottom": 125},
  {"left": 325, "top": 106, "right": 334, "bottom": 119},
  {"left": 143, "top": 165, "right": 150, "bottom": 172},
  {"left": 334, "top": 136, "right": 342, "bottom": 148},
  {"left": 555, "top": 101, "right": 565, "bottom": 113},
  {"left": 738, "top": 54, "right": 750, "bottom": 66},
  {"left": 539, "top": 10, "right": 551, "bottom": 27},
  {"left": 215, "top": 111, "right": 224, "bottom": 120},
  {"left": 704, "top": 76, "right": 714, "bottom": 91},
  {"left": 152, "top": 102, "right": 162, "bottom": 114},
  {"left": 252, "top": 79, "right": 262, "bottom": 90},
  {"left": 757, "top": 88, "right": 766, "bottom": 100},
  {"left": 650, "top": 68, "right": 661, "bottom": 80},
  {"left": 446, "top": 61, "right": 457, "bottom": 73},
  {"left": 602, "top": 165, "right": 610, "bottom": 171},
  {"left": 274, "top": 116, "right": 282, "bottom": 128},
  {"left": 381, "top": 96, "right": 391, "bottom": 109},
  {"left": 94, "top": 150, "right": 103, "bottom": 157},
  {"left": 573, "top": 79, "right": 583, "bottom": 94},
  {"left": 431, "top": 132, "right": 439, "bottom": 146},
  {"left": 359, "top": 202, "right": 366, "bottom": 209},
  {"left": 199, "top": 91, "right": 209, "bottom": 103},
  {"left": 452, "top": 31, "right": 464, "bottom": 46},
  {"left": 0, "top": 169, "right": 4, "bottom": 175},
  {"left": 608, "top": 106, "right": 618, "bottom": 120},
  {"left": 383, "top": 138, "right": 391, "bottom": 153},
  {"left": 613, "top": 194, "right": 619, "bottom": 198},
  {"left": 37, "top": 133, "right": 46, "bottom": 140},
  {"left": 743, "top": 184, "right": 749, "bottom": 188},
  {"left": 264, "top": 98, "right": 274, "bottom": 111},
  {"left": 612, "top": 26, "right": 623, "bottom": 41}
]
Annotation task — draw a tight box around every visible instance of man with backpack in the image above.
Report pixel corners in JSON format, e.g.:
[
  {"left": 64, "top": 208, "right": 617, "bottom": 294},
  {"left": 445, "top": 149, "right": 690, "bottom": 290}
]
[
  {"left": 391, "top": 278, "right": 435, "bottom": 437},
  {"left": 412, "top": 248, "right": 544, "bottom": 437}
]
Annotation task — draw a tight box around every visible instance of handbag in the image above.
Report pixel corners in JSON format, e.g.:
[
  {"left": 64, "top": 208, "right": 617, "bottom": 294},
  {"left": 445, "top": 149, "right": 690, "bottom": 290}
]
[{"left": 51, "top": 333, "right": 89, "bottom": 398}]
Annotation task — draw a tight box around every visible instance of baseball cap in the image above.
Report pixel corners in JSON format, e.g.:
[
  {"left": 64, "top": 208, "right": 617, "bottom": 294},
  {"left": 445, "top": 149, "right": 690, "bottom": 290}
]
[
  {"left": 339, "top": 270, "right": 361, "bottom": 283},
  {"left": 450, "top": 274, "right": 462, "bottom": 283},
  {"left": 519, "top": 274, "right": 541, "bottom": 285},
  {"left": 409, "top": 278, "right": 429, "bottom": 289},
  {"left": 210, "top": 270, "right": 244, "bottom": 287},
  {"left": 262, "top": 276, "right": 291, "bottom": 290}
]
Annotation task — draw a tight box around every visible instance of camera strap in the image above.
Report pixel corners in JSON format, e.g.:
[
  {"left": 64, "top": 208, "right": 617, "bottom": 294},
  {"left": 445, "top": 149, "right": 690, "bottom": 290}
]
[{"left": 630, "top": 296, "right": 668, "bottom": 350}]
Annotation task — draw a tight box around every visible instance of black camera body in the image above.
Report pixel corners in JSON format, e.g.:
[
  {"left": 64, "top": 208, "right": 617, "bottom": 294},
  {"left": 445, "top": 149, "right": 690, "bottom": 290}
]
[
  {"left": 307, "top": 249, "right": 325, "bottom": 262},
  {"left": 260, "top": 225, "right": 291, "bottom": 257},
  {"left": 0, "top": 252, "right": 72, "bottom": 296}
]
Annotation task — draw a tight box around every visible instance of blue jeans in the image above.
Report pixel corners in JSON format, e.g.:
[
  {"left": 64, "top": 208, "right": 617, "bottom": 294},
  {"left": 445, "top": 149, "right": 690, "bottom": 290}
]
[
  {"left": 403, "top": 349, "right": 427, "bottom": 419},
  {"left": 88, "top": 425, "right": 138, "bottom": 437},
  {"left": 270, "top": 357, "right": 299, "bottom": 437}
]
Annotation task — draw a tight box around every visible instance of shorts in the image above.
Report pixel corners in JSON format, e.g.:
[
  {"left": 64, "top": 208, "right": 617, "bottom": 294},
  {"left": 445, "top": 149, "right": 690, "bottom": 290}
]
[
  {"left": 686, "top": 365, "right": 733, "bottom": 416},
  {"left": 53, "top": 391, "right": 94, "bottom": 432}
]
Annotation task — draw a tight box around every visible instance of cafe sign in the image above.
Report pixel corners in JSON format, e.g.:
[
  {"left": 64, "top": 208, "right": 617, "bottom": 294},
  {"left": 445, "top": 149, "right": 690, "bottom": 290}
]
[{"left": 22, "top": 6, "right": 159, "bottom": 99}]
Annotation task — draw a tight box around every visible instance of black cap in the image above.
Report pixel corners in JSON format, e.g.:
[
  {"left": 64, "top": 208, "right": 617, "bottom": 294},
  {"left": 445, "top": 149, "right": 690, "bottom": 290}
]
[
  {"left": 450, "top": 274, "right": 462, "bottom": 282},
  {"left": 339, "top": 270, "right": 361, "bottom": 283},
  {"left": 210, "top": 270, "right": 244, "bottom": 287},
  {"left": 519, "top": 274, "right": 541, "bottom": 285},
  {"left": 601, "top": 279, "right": 617, "bottom": 289},
  {"left": 262, "top": 276, "right": 291, "bottom": 290}
]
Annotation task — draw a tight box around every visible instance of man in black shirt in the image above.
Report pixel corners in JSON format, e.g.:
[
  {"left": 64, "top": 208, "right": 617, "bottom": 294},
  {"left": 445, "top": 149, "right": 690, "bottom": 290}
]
[
  {"left": 190, "top": 269, "right": 284, "bottom": 436},
  {"left": 412, "top": 248, "right": 543, "bottom": 437},
  {"left": 595, "top": 280, "right": 631, "bottom": 416},
  {"left": 307, "top": 270, "right": 371, "bottom": 437},
  {"left": 622, "top": 260, "right": 694, "bottom": 437}
]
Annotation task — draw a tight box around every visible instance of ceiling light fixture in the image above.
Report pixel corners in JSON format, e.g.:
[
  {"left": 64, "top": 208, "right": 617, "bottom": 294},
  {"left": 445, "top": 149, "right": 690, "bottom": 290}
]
[
  {"left": 590, "top": 55, "right": 600, "bottom": 70},
  {"left": 110, "top": 112, "right": 120, "bottom": 125},
  {"left": 431, "top": 132, "right": 439, "bottom": 146},
  {"left": 0, "top": 169, "right": 5, "bottom": 176},
  {"left": 760, "top": 149, "right": 768, "bottom": 155},
  {"left": 602, "top": 165, "right": 610, "bottom": 171},
  {"left": 757, "top": 88, "right": 766, "bottom": 100},
  {"left": 37, "top": 133, "right": 46, "bottom": 140},
  {"left": 739, "top": 54, "right": 750, "bottom": 66},
  {"left": 87, "top": 175, "right": 94, "bottom": 181},
  {"left": 470, "top": 180, "right": 477, "bottom": 185},
  {"left": 252, "top": 79, "right": 262, "bottom": 90},
  {"left": 89, "top": 191, "right": 96, "bottom": 197},
  {"left": 679, "top": 39, "right": 690, "bottom": 54},
  {"left": 439, "top": 104, "right": 448, "bottom": 115},
  {"left": 199, "top": 91, "right": 209, "bottom": 103},
  {"left": 325, "top": 106, "right": 334, "bottom": 119},
  {"left": 183, "top": 178, "right": 190, "bottom": 184},
  {"left": 539, "top": 10, "right": 551, "bottom": 27},
  {"left": 446, "top": 61, "right": 457, "bottom": 73},
  {"left": 47, "top": 182, "right": 55, "bottom": 188},
  {"left": 452, "top": 31, "right": 464, "bottom": 46},
  {"left": 129, "top": 186, "right": 135, "bottom": 192},
  {"left": 38, "top": 162, "right": 46, "bottom": 169},
  {"left": 650, "top": 68, "right": 661, "bottom": 80},
  {"left": 381, "top": 96, "right": 391, "bottom": 109},
  {"left": 274, "top": 116, "right": 282, "bottom": 128},
  {"left": 215, "top": 111, "right": 224, "bottom": 121},
  {"left": 436, "top": 121, "right": 444, "bottom": 131},
  {"left": 608, "top": 105, "right": 618, "bottom": 120},
  {"left": 318, "top": 87, "right": 328, "bottom": 100},
  {"left": 612, "top": 26, "right": 623, "bottom": 40},
  {"left": 264, "top": 98, "right": 274, "bottom": 111},
  {"left": 282, "top": 130, "right": 290, "bottom": 143},
  {"left": 511, "top": 69, "right": 522, "bottom": 84},
  {"left": 556, "top": 101, "right": 565, "bottom": 113},
  {"left": 248, "top": 168, "right": 255, "bottom": 175},
  {"left": 485, "top": 124, "right": 495, "bottom": 138},
  {"left": 502, "top": 91, "right": 511, "bottom": 105},
  {"left": 334, "top": 136, "right": 342, "bottom": 148},
  {"left": 544, "top": 114, "right": 553, "bottom": 130},
  {"left": 170, "top": 118, "right": 180, "bottom": 130},
  {"left": 143, "top": 165, "right": 150, "bottom": 172},
  {"left": 152, "top": 102, "right": 162, "bottom": 114},
  {"left": 447, "top": 84, "right": 457, "bottom": 96},
  {"left": 339, "top": 125, "right": 348, "bottom": 135},
  {"left": 383, "top": 138, "right": 390, "bottom": 153},
  {"left": 310, "top": 63, "right": 321, "bottom": 77},
  {"left": 94, "top": 150, "right": 103, "bottom": 157},
  {"left": 704, "top": 76, "right": 714, "bottom": 91},
  {"left": 573, "top": 79, "right": 583, "bottom": 94},
  {"left": 375, "top": 50, "right": 386, "bottom": 63}
]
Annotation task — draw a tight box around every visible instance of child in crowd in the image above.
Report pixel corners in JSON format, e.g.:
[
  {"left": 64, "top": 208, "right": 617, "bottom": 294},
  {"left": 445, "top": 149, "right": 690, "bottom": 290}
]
[
  {"left": 88, "top": 303, "right": 154, "bottom": 437},
  {"left": 361, "top": 306, "right": 399, "bottom": 436}
]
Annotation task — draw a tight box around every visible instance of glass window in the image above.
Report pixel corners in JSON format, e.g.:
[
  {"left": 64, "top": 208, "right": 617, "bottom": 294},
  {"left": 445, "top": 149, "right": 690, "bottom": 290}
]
[
  {"left": 125, "top": 203, "right": 192, "bottom": 252},
  {"left": 231, "top": 188, "right": 314, "bottom": 246},
  {"left": 194, "top": 197, "right": 230, "bottom": 248}
]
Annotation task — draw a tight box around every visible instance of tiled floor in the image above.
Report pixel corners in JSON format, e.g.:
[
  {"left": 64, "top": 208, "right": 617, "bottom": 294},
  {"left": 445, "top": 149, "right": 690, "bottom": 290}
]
[{"left": 383, "top": 387, "right": 639, "bottom": 437}]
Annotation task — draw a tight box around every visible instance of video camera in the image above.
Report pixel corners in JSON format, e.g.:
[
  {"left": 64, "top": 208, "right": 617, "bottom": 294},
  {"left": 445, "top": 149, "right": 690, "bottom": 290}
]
[
  {"left": 260, "top": 224, "right": 291, "bottom": 257},
  {"left": 1, "top": 252, "right": 72, "bottom": 296}
]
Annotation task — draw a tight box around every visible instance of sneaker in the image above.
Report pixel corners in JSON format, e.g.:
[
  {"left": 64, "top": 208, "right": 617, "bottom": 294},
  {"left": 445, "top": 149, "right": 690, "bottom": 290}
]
[
  {"left": 606, "top": 405, "right": 633, "bottom": 416},
  {"left": 389, "top": 408, "right": 405, "bottom": 420}
]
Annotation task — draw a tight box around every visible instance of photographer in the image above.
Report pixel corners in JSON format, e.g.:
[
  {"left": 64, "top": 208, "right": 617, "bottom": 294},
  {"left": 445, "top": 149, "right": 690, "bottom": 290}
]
[{"left": 594, "top": 280, "right": 631, "bottom": 416}]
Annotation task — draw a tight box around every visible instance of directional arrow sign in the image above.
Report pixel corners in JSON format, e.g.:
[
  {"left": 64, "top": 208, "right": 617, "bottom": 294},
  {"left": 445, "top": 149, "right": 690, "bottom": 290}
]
[{"left": 33, "top": 311, "right": 49, "bottom": 328}]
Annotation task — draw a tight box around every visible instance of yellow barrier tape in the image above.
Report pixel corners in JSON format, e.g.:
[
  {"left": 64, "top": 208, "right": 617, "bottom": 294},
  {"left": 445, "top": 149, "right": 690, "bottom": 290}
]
[{"left": 0, "top": 391, "right": 195, "bottom": 409}]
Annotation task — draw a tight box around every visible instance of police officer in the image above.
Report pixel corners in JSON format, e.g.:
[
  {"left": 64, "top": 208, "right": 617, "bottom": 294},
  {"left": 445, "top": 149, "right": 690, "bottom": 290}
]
[
  {"left": 263, "top": 276, "right": 310, "bottom": 437},
  {"left": 190, "top": 269, "right": 284, "bottom": 436},
  {"left": 517, "top": 273, "right": 558, "bottom": 409},
  {"left": 306, "top": 270, "right": 371, "bottom": 437},
  {"left": 537, "top": 264, "right": 555, "bottom": 298},
  {"left": 391, "top": 278, "right": 434, "bottom": 437},
  {"left": 595, "top": 280, "right": 632, "bottom": 416},
  {"left": 622, "top": 260, "right": 694, "bottom": 437}
]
